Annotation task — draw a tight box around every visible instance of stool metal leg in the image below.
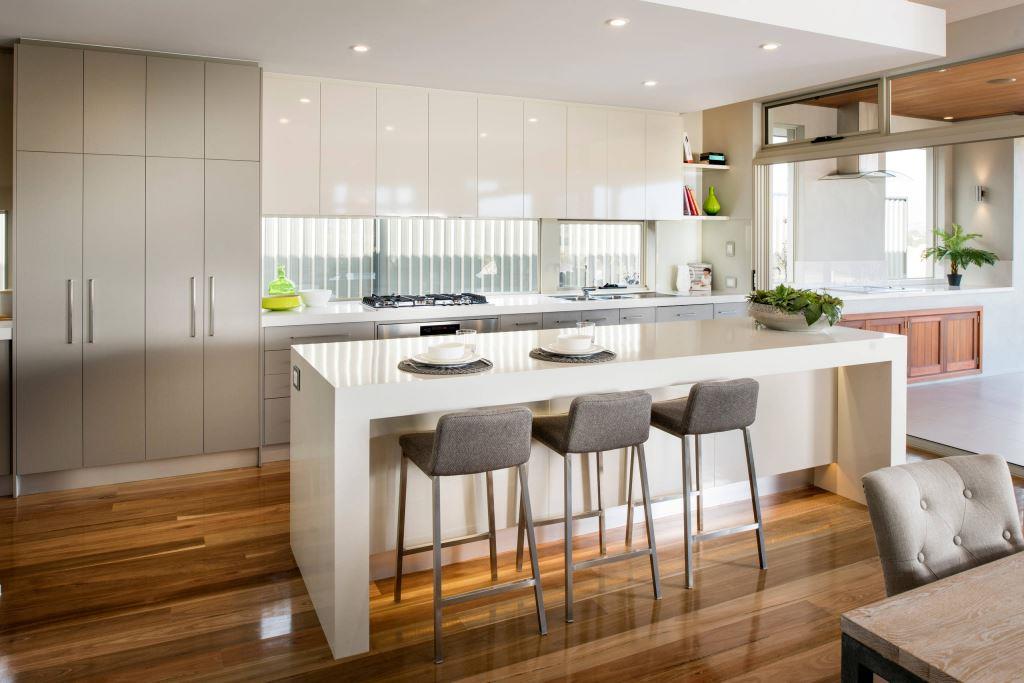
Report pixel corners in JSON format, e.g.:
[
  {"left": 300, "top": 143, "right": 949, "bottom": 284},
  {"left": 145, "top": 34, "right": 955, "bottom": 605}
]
[
  {"left": 394, "top": 456, "right": 409, "bottom": 602},
  {"left": 743, "top": 427, "right": 768, "bottom": 570},
  {"left": 681, "top": 435, "right": 694, "bottom": 589},
  {"left": 694, "top": 435, "right": 704, "bottom": 533},
  {"left": 431, "top": 476, "right": 444, "bottom": 664},
  {"left": 564, "top": 452, "right": 574, "bottom": 623},
  {"left": 515, "top": 488, "right": 526, "bottom": 572},
  {"left": 636, "top": 443, "right": 662, "bottom": 599},
  {"left": 625, "top": 446, "right": 636, "bottom": 548},
  {"left": 596, "top": 452, "right": 606, "bottom": 556},
  {"left": 486, "top": 471, "right": 498, "bottom": 580},
  {"left": 518, "top": 463, "right": 548, "bottom": 636}
]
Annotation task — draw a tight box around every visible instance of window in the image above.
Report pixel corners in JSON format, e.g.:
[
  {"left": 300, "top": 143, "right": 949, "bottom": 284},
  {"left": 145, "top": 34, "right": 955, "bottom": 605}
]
[
  {"left": 883, "top": 148, "right": 933, "bottom": 279},
  {"left": 764, "top": 81, "right": 881, "bottom": 147},
  {"left": 558, "top": 221, "right": 644, "bottom": 289},
  {"left": 261, "top": 216, "right": 540, "bottom": 299}
]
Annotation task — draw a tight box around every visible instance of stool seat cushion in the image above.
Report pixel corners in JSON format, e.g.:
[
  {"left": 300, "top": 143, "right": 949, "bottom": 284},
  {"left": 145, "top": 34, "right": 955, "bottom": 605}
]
[
  {"left": 399, "top": 431, "right": 437, "bottom": 475},
  {"left": 651, "top": 398, "right": 687, "bottom": 437},
  {"left": 532, "top": 414, "right": 570, "bottom": 455}
]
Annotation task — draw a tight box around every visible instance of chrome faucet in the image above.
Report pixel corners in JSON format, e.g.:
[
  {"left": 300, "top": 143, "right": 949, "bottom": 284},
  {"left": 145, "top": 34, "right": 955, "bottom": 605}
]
[{"left": 581, "top": 264, "right": 596, "bottom": 300}]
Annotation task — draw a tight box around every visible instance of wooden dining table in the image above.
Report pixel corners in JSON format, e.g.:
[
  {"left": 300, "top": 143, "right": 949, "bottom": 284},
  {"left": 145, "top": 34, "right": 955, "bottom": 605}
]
[{"left": 841, "top": 551, "right": 1024, "bottom": 682}]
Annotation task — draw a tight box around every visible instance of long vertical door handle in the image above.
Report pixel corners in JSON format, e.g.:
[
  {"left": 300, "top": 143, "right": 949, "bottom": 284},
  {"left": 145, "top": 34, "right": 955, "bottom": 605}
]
[
  {"left": 209, "top": 275, "right": 215, "bottom": 337},
  {"left": 189, "top": 276, "right": 197, "bottom": 338},
  {"left": 88, "top": 278, "right": 95, "bottom": 343},
  {"left": 66, "top": 279, "right": 74, "bottom": 344}
]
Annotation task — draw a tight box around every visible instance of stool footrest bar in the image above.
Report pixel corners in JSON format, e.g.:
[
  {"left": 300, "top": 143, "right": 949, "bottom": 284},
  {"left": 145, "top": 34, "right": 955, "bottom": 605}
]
[
  {"left": 694, "top": 522, "right": 760, "bottom": 541},
  {"left": 530, "top": 509, "right": 603, "bottom": 528},
  {"left": 573, "top": 548, "right": 652, "bottom": 571},
  {"left": 440, "top": 577, "right": 538, "bottom": 607},
  {"left": 404, "top": 531, "right": 492, "bottom": 556}
]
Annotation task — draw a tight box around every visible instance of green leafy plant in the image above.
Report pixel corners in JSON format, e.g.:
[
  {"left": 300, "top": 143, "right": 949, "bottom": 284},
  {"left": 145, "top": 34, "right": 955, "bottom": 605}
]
[
  {"left": 748, "top": 284, "right": 844, "bottom": 326},
  {"left": 922, "top": 224, "right": 998, "bottom": 275}
]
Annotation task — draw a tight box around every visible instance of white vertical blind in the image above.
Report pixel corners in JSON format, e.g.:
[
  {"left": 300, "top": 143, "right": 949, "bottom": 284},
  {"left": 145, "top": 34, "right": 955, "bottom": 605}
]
[
  {"left": 262, "top": 216, "right": 376, "bottom": 299},
  {"left": 559, "top": 221, "right": 643, "bottom": 289}
]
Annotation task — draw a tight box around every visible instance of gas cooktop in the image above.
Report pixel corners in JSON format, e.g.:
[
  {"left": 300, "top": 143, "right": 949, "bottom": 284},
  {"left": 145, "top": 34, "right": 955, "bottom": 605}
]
[{"left": 361, "top": 293, "right": 489, "bottom": 309}]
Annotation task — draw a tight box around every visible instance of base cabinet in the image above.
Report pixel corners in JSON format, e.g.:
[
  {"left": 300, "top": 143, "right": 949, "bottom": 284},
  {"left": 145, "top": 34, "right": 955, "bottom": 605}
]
[{"left": 840, "top": 307, "right": 981, "bottom": 383}]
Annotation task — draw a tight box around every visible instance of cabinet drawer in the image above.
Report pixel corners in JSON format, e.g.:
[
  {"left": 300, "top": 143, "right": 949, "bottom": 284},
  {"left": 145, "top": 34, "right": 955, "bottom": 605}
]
[
  {"left": 499, "top": 313, "right": 543, "bottom": 332},
  {"left": 618, "top": 307, "right": 656, "bottom": 324},
  {"left": 264, "top": 349, "right": 291, "bottom": 375},
  {"left": 581, "top": 308, "right": 619, "bottom": 326},
  {"left": 656, "top": 304, "right": 714, "bottom": 322},
  {"left": 264, "top": 373, "right": 291, "bottom": 399},
  {"left": 543, "top": 311, "right": 582, "bottom": 329},
  {"left": 263, "top": 397, "right": 290, "bottom": 445},
  {"left": 714, "top": 302, "right": 748, "bottom": 319},
  {"left": 263, "top": 322, "right": 375, "bottom": 351}
]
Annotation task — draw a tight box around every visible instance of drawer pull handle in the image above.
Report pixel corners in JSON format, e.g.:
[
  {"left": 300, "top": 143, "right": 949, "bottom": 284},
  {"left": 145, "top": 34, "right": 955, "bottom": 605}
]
[
  {"left": 514, "top": 322, "right": 539, "bottom": 327},
  {"left": 622, "top": 315, "right": 644, "bottom": 320},
  {"left": 585, "top": 317, "right": 608, "bottom": 322}
]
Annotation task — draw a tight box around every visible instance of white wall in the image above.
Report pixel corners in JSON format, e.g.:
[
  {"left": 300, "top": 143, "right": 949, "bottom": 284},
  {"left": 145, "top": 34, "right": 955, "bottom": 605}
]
[{"left": 951, "top": 138, "right": 1014, "bottom": 286}]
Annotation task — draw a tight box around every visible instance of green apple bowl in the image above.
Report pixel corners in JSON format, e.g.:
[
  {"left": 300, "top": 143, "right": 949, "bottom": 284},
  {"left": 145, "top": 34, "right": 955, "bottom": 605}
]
[{"left": 262, "top": 294, "right": 302, "bottom": 311}]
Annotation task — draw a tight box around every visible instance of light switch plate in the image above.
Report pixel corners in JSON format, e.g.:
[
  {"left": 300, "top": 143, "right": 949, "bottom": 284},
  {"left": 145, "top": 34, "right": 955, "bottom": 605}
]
[
  {"left": 725, "top": 276, "right": 738, "bottom": 288},
  {"left": 726, "top": 241, "right": 736, "bottom": 257}
]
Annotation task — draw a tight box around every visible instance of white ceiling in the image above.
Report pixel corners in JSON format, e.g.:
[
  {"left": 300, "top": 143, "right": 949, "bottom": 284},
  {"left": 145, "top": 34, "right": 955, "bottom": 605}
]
[
  {"left": 912, "top": 0, "right": 1024, "bottom": 22},
  {"left": 0, "top": 0, "right": 946, "bottom": 112}
]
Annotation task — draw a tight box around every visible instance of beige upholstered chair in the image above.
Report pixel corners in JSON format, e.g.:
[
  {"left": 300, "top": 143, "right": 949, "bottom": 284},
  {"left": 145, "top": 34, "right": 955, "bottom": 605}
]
[{"left": 862, "top": 454, "right": 1024, "bottom": 596}]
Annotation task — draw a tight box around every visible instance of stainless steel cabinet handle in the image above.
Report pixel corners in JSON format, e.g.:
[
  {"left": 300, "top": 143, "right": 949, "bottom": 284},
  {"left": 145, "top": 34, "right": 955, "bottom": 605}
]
[
  {"left": 585, "top": 317, "right": 608, "bottom": 322},
  {"left": 88, "top": 278, "right": 95, "bottom": 343},
  {"left": 622, "top": 315, "right": 644, "bottom": 320},
  {"left": 66, "top": 279, "right": 74, "bottom": 344},
  {"left": 514, "top": 321, "right": 539, "bottom": 327},
  {"left": 189, "top": 276, "right": 197, "bottom": 338},
  {"left": 209, "top": 275, "right": 215, "bottom": 337}
]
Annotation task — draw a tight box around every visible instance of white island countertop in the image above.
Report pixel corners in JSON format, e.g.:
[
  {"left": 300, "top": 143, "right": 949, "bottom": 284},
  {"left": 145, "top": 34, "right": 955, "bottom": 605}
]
[{"left": 262, "top": 291, "right": 748, "bottom": 327}]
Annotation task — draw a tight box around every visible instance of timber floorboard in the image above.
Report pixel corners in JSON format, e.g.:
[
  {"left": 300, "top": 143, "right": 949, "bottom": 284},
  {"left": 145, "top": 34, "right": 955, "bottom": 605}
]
[{"left": 1, "top": 455, "right": 1016, "bottom": 681}]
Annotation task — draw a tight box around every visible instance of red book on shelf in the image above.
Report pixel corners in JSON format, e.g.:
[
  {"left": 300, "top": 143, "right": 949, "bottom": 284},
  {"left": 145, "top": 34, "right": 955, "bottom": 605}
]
[
  {"left": 685, "top": 186, "right": 701, "bottom": 216},
  {"left": 682, "top": 186, "right": 692, "bottom": 215}
]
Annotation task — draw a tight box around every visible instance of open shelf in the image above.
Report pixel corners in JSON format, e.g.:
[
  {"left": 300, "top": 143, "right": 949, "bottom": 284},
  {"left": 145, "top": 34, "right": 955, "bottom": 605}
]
[
  {"left": 680, "top": 215, "right": 730, "bottom": 221},
  {"left": 683, "top": 162, "right": 730, "bottom": 170}
]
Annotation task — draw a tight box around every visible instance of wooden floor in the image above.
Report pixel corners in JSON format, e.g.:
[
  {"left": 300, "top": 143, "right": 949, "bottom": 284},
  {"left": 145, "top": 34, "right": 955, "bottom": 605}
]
[{"left": 1, "top": 456, "right": 1018, "bottom": 681}]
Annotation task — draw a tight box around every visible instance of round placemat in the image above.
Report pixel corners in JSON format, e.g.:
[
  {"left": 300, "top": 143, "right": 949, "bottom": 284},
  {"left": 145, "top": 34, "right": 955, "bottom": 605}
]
[
  {"left": 398, "top": 358, "right": 494, "bottom": 375},
  {"left": 529, "top": 348, "right": 616, "bottom": 364}
]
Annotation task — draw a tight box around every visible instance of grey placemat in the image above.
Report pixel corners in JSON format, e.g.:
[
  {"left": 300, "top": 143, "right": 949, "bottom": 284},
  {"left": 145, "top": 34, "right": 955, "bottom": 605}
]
[
  {"left": 398, "top": 358, "right": 494, "bottom": 375},
  {"left": 530, "top": 348, "right": 616, "bottom": 364}
]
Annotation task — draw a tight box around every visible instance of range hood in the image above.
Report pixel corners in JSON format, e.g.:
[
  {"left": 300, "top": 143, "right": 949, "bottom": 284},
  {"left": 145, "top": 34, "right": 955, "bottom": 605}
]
[{"left": 818, "top": 100, "right": 895, "bottom": 180}]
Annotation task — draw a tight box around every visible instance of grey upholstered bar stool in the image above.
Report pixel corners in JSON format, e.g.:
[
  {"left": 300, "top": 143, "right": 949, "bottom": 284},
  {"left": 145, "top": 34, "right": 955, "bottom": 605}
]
[
  {"left": 394, "top": 406, "right": 547, "bottom": 664},
  {"left": 631, "top": 378, "right": 767, "bottom": 589},
  {"left": 517, "top": 390, "right": 661, "bottom": 623}
]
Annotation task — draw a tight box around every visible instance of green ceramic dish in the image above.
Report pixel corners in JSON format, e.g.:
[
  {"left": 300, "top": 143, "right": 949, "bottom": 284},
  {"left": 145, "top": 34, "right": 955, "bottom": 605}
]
[{"left": 262, "top": 295, "right": 302, "bottom": 311}]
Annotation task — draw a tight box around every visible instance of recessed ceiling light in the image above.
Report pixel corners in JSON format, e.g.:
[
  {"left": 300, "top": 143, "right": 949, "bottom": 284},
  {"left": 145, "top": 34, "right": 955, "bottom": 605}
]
[
  {"left": 937, "top": 68, "right": 948, "bottom": 73},
  {"left": 350, "top": 44, "right": 370, "bottom": 53},
  {"left": 760, "top": 42, "right": 781, "bottom": 51},
  {"left": 987, "top": 77, "right": 1017, "bottom": 84},
  {"left": 642, "top": 80, "right": 658, "bottom": 87},
  {"left": 279, "top": 117, "right": 290, "bottom": 124},
  {"left": 606, "top": 17, "right": 630, "bottom": 27},
  {"left": 943, "top": 115, "right": 954, "bottom": 120},
  {"left": 527, "top": 117, "right": 539, "bottom": 123},
  {"left": 299, "top": 97, "right": 311, "bottom": 104}
]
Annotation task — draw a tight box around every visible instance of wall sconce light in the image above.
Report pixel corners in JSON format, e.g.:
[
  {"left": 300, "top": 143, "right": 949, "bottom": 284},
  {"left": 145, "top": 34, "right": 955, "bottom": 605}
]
[{"left": 976, "top": 185, "right": 988, "bottom": 202}]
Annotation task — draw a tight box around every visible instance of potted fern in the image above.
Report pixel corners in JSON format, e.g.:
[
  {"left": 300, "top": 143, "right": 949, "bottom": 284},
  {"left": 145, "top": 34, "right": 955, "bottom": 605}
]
[
  {"left": 747, "top": 285, "right": 844, "bottom": 332},
  {"left": 922, "top": 224, "right": 998, "bottom": 287}
]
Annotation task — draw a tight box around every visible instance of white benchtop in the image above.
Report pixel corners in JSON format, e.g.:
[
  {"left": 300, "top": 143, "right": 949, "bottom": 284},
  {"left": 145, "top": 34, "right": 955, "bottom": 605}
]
[
  {"left": 262, "top": 291, "right": 747, "bottom": 327},
  {"left": 824, "top": 284, "right": 1012, "bottom": 302},
  {"left": 0, "top": 320, "right": 12, "bottom": 341}
]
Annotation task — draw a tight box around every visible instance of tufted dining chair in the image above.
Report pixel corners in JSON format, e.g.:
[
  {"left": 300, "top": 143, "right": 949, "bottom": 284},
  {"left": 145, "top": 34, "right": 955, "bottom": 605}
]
[{"left": 862, "top": 453, "right": 1024, "bottom": 596}]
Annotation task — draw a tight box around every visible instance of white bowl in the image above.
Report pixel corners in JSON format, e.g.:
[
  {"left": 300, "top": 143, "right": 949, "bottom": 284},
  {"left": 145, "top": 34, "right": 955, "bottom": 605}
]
[
  {"left": 427, "top": 342, "right": 467, "bottom": 361},
  {"left": 299, "top": 289, "right": 332, "bottom": 307},
  {"left": 554, "top": 334, "right": 593, "bottom": 353}
]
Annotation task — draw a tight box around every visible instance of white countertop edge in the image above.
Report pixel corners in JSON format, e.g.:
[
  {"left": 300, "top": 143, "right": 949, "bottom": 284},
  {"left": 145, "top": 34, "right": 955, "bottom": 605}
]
[
  {"left": 261, "top": 291, "right": 748, "bottom": 327},
  {"left": 831, "top": 285, "right": 1013, "bottom": 302},
  {"left": 0, "top": 320, "right": 12, "bottom": 341}
]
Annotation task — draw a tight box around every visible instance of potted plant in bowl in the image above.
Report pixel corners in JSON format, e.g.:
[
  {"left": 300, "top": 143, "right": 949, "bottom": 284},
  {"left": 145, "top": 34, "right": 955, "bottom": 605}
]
[
  {"left": 922, "top": 224, "right": 998, "bottom": 287},
  {"left": 747, "top": 285, "right": 844, "bottom": 332}
]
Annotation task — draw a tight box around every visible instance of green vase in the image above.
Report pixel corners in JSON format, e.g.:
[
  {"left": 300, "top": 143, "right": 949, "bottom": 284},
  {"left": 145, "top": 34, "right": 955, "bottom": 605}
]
[
  {"left": 267, "top": 265, "right": 296, "bottom": 295},
  {"left": 703, "top": 186, "right": 722, "bottom": 216}
]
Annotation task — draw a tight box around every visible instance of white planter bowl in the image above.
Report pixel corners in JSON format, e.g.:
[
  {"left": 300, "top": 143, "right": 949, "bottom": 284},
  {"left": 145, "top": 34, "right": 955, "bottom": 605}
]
[
  {"left": 299, "top": 289, "right": 332, "bottom": 307},
  {"left": 748, "top": 302, "right": 832, "bottom": 333}
]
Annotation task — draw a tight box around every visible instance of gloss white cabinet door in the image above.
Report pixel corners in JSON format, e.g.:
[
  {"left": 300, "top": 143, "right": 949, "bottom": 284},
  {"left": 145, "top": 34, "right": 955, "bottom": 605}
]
[
  {"left": 645, "top": 113, "right": 684, "bottom": 220},
  {"left": 321, "top": 81, "right": 376, "bottom": 216},
  {"left": 428, "top": 91, "right": 476, "bottom": 217},
  {"left": 524, "top": 101, "right": 566, "bottom": 219},
  {"left": 607, "top": 110, "right": 645, "bottom": 219},
  {"left": 566, "top": 106, "right": 607, "bottom": 219},
  {"left": 377, "top": 87, "right": 428, "bottom": 216},
  {"left": 477, "top": 97, "right": 523, "bottom": 218},
  {"left": 262, "top": 75, "right": 320, "bottom": 215}
]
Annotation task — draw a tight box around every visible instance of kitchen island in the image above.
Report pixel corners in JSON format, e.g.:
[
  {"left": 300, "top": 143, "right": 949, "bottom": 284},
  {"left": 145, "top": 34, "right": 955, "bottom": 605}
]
[{"left": 289, "top": 318, "right": 906, "bottom": 659}]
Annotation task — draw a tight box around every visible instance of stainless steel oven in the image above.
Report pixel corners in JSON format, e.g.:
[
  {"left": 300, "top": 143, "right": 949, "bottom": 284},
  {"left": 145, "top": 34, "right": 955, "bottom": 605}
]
[{"left": 375, "top": 317, "right": 499, "bottom": 339}]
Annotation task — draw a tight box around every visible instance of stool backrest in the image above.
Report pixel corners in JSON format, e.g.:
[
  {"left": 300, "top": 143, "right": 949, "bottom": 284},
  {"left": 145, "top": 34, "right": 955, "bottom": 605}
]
[
  {"left": 682, "top": 378, "right": 759, "bottom": 435},
  {"left": 431, "top": 406, "right": 533, "bottom": 476},
  {"left": 566, "top": 390, "right": 652, "bottom": 453},
  {"left": 862, "top": 453, "right": 1024, "bottom": 596}
]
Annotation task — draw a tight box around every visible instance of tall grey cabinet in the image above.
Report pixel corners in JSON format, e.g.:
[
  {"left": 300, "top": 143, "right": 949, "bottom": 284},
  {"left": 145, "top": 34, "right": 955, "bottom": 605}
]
[{"left": 14, "top": 41, "right": 261, "bottom": 477}]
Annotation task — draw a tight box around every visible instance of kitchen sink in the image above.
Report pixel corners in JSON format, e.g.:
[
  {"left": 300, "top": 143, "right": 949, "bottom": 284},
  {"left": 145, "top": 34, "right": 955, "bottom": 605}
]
[{"left": 550, "top": 291, "right": 676, "bottom": 302}]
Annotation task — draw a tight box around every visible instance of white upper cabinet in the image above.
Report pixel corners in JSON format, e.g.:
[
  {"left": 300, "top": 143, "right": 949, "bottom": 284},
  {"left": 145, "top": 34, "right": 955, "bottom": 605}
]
[
  {"left": 478, "top": 97, "right": 524, "bottom": 218},
  {"left": 321, "top": 81, "right": 376, "bottom": 216},
  {"left": 205, "top": 62, "right": 261, "bottom": 161},
  {"left": 16, "top": 44, "right": 83, "bottom": 153},
  {"left": 566, "top": 106, "right": 607, "bottom": 220},
  {"left": 428, "top": 91, "right": 477, "bottom": 217},
  {"left": 84, "top": 51, "right": 145, "bottom": 156},
  {"left": 524, "top": 101, "right": 566, "bottom": 219},
  {"left": 262, "top": 75, "right": 320, "bottom": 215},
  {"left": 645, "top": 113, "right": 684, "bottom": 220},
  {"left": 146, "top": 56, "right": 205, "bottom": 158},
  {"left": 377, "top": 88, "right": 428, "bottom": 216},
  {"left": 607, "top": 110, "right": 645, "bottom": 219}
]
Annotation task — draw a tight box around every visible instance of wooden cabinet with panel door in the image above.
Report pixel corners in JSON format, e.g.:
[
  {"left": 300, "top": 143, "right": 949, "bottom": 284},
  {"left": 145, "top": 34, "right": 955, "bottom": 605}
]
[{"left": 839, "top": 307, "right": 982, "bottom": 383}]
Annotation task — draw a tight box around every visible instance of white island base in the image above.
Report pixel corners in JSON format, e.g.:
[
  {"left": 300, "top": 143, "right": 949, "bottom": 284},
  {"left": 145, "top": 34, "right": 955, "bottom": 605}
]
[{"left": 289, "top": 318, "right": 907, "bottom": 659}]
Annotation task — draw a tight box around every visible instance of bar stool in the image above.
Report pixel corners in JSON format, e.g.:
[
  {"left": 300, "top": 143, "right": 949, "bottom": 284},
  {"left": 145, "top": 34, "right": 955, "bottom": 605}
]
[
  {"left": 394, "top": 406, "right": 547, "bottom": 664},
  {"left": 517, "top": 390, "right": 661, "bottom": 623},
  {"left": 628, "top": 378, "right": 767, "bottom": 589}
]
